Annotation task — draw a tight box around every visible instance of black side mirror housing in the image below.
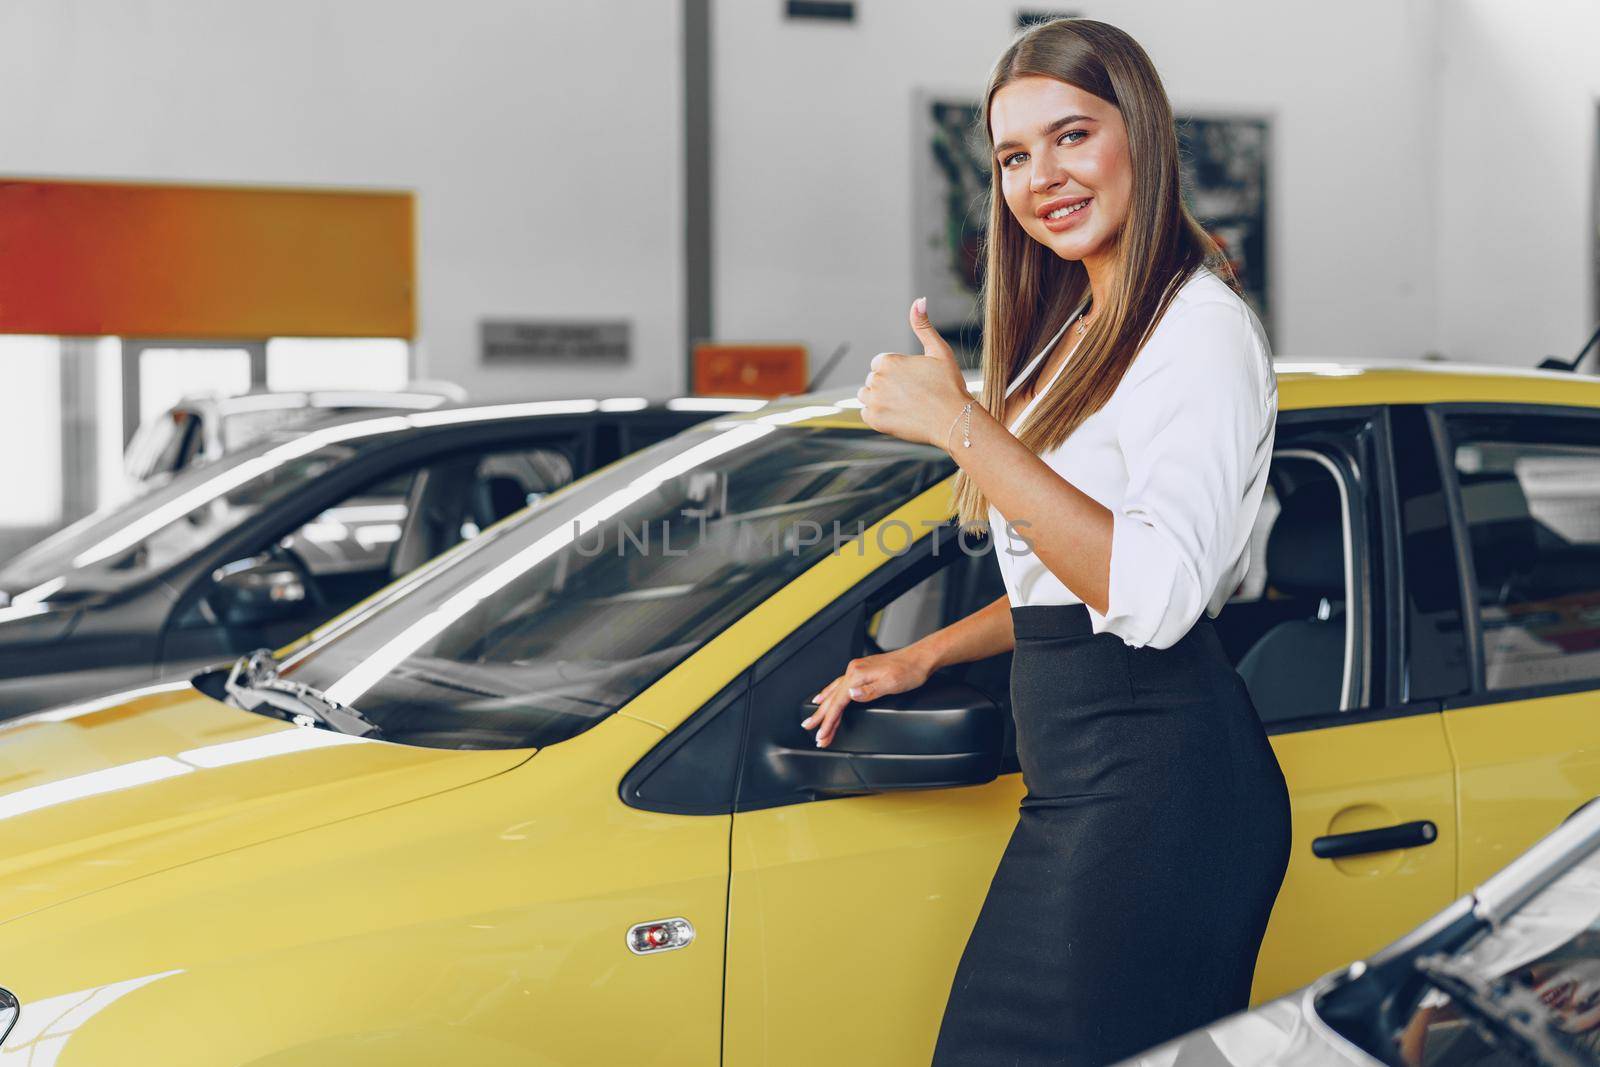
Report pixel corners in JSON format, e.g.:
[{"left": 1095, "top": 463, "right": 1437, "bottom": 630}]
[
  {"left": 209, "top": 556, "right": 308, "bottom": 627},
  {"left": 778, "top": 677, "right": 1005, "bottom": 797}
]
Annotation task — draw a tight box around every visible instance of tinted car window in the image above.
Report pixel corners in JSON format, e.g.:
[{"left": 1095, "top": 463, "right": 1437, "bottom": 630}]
[
  {"left": 1210, "top": 414, "right": 1382, "bottom": 723},
  {"left": 172, "top": 444, "right": 580, "bottom": 665},
  {"left": 0, "top": 421, "right": 398, "bottom": 601},
  {"left": 867, "top": 541, "right": 1010, "bottom": 691},
  {"left": 124, "top": 408, "right": 201, "bottom": 484},
  {"left": 866, "top": 542, "right": 1016, "bottom": 766},
  {"left": 279, "top": 424, "right": 955, "bottom": 750},
  {"left": 1226, "top": 453, "right": 1354, "bottom": 723},
  {"left": 1446, "top": 413, "right": 1600, "bottom": 693},
  {"left": 386, "top": 445, "right": 576, "bottom": 576}
]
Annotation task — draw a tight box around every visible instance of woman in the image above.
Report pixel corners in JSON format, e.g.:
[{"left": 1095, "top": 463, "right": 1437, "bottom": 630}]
[{"left": 801, "top": 17, "right": 1292, "bottom": 1067}]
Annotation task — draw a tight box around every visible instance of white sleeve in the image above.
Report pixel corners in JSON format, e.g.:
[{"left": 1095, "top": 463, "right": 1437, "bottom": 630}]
[{"left": 1087, "top": 298, "right": 1273, "bottom": 650}]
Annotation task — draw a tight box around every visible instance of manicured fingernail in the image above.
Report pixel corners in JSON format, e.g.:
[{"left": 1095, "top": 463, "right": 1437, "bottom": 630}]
[
  {"left": 801, "top": 717, "right": 813, "bottom": 728},
  {"left": 849, "top": 687, "right": 862, "bottom": 699}
]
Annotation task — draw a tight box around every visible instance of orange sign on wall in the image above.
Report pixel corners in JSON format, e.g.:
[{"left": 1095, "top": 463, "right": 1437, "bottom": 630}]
[
  {"left": 0, "top": 178, "right": 414, "bottom": 339},
  {"left": 693, "top": 342, "right": 808, "bottom": 398}
]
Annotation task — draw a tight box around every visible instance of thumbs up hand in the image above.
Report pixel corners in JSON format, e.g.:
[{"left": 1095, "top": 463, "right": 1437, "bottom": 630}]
[{"left": 858, "top": 297, "right": 973, "bottom": 450}]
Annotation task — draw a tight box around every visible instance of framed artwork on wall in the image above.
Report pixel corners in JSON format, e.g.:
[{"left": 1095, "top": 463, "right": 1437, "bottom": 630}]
[
  {"left": 912, "top": 91, "right": 990, "bottom": 364},
  {"left": 1176, "top": 112, "right": 1273, "bottom": 341}
]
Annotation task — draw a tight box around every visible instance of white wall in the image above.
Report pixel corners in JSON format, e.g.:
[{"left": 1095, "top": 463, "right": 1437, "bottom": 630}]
[
  {"left": 0, "top": 0, "right": 684, "bottom": 402},
  {"left": 1433, "top": 0, "right": 1600, "bottom": 366},
  {"left": 6, "top": 0, "right": 1595, "bottom": 406},
  {"left": 713, "top": 0, "right": 1442, "bottom": 379}
]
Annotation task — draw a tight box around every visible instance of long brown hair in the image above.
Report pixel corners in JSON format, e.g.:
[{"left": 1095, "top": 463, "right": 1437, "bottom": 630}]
[{"left": 949, "top": 17, "right": 1237, "bottom": 530}]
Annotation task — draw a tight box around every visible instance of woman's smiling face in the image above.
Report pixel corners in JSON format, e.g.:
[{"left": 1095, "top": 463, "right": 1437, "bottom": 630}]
[{"left": 989, "top": 75, "right": 1132, "bottom": 267}]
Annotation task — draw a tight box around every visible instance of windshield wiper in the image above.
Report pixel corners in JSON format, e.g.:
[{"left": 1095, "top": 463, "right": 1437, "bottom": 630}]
[
  {"left": 1414, "top": 954, "right": 1590, "bottom": 1067},
  {"left": 224, "top": 648, "right": 383, "bottom": 739}
]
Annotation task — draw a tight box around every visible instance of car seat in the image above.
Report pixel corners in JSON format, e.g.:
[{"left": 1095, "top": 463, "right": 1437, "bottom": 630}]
[
  {"left": 1237, "top": 478, "right": 1347, "bottom": 723},
  {"left": 473, "top": 475, "right": 531, "bottom": 529}
]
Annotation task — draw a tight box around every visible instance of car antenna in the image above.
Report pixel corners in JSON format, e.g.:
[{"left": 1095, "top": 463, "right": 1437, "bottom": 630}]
[
  {"left": 806, "top": 343, "right": 851, "bottom": 392},
  {"left": 1538, "top": 321, "right": 1600, "bottom": 373}
]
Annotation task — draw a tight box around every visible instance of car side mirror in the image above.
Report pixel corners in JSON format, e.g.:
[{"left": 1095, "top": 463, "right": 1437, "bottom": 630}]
[
  {"left": 209, "top": 556, "right": 308, "bottom": 627},
  {"left": 782, "top": 676, "right": 1005, "bottom": 797}
]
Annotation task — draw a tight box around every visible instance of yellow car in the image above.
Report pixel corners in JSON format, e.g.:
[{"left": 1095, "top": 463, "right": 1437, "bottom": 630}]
[{"left": 0, "top": 362, "right": 1597, "bottom": 1065}]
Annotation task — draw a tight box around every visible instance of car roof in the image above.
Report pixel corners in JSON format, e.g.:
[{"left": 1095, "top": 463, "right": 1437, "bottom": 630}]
[
  {"left": 1270, "top": 359, "right": 1600, "bottom": 409},
  {"left": 173, "top": 390, "right": 456, "bottom": 416},
  {"left": 703, "top": 360, "right": 1600, "bottom": 431},
  {"left": 249, "top": 395, "right": 774, "bottom": 447},
  {"left": 179, "top": 360, "right": 1600, "bottom": 444}
]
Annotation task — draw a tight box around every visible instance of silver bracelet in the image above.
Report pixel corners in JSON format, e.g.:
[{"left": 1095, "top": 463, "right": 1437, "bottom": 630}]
[{"left": 944, "top": 400, "right": 974, "bottom": 452}]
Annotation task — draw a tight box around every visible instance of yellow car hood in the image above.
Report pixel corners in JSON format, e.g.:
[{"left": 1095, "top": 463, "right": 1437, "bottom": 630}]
[{"left": 0, "top": 683, "right": 530, "bottom": 927}]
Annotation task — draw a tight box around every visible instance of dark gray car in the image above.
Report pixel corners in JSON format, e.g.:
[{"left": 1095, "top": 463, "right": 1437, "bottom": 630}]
[{"left": 0, "top": 397, "right": 759, "bottom": 717}]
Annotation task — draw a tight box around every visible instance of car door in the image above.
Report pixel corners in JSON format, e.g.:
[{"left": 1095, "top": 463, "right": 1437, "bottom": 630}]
[
  {"left": 157, "top": 431, "right": 580, "bottom": 673},
  {"left": 1184, "top": 407, "right": 1462, "bottom": 1002},
  {"left": 1431, "top": 404, "right": 1600, "bottom": 887},
  {"left": 720, "top": 519, "right": 1025, "bottom": 1067}
]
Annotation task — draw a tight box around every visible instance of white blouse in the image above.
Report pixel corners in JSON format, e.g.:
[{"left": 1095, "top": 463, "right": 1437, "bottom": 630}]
[{"left": 986, "top": 267, "right": 1277, "bottom": 650}]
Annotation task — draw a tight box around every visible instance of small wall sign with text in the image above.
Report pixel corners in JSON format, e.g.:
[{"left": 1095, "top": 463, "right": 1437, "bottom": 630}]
[
  {"left": 786, "top": 1, "right": 855, "bottom": 22},
  {"left": 480, "top": 319, "right": 630, "bottom": 363}
]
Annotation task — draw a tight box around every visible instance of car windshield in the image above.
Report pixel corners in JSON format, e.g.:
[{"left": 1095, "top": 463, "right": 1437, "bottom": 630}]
[
  {"left": 272, "top": 420, "right": 954, "bottom": 751},
  {"left": 0, "top": 418, "right": 405, "bottom": 604},
  {"left": 1393, "top": 837, "right": 1600, "bottom": 1067}
]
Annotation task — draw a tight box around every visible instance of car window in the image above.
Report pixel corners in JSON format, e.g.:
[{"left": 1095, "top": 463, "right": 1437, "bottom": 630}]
[
  {"left": 386, "top": 445, "right": 576, "bottom": 575},
  {"left": 184, "top": 444, "right": 578, "bottom": 642},
  {"left": 1219, "top": 450, "right": 1359, "bottom": 724},
  {"left": 0, "top": 434, "right": 362, "bottom": 602},
  {"left": 280, "top": 481, "right": 416, "bottom": 586},
  {"left": 868, "top": 539, "right": 1008, "bottom": 677},
  {"left": 1446, "top": 413, "right": 1600, "bottom": 694},
  {"left": 865, "top": 538, "right": 1016, "bottom": 765},
  {"left": 287, "top": 467, "right": 416, "bottom": 586},
  {"left": 461, "top": 447, "right": 575, "bottom": 533},
  {"left": 124, "top": 408, "right": 201, "bottom": 484},
  {"left": 278, "top": 425, "right": 955, "bottom": 750},
  {"left": 621, "top": 423, "right": 686, "bottom": 453},
  {"left": 868, "top": 562, "right": 950, "bottom": 651}
]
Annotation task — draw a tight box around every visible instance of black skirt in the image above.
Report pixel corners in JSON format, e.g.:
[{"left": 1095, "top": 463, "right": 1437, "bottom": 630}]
[{"left": 930, "top": 603, "right": 1292, "bottom": 1067}]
